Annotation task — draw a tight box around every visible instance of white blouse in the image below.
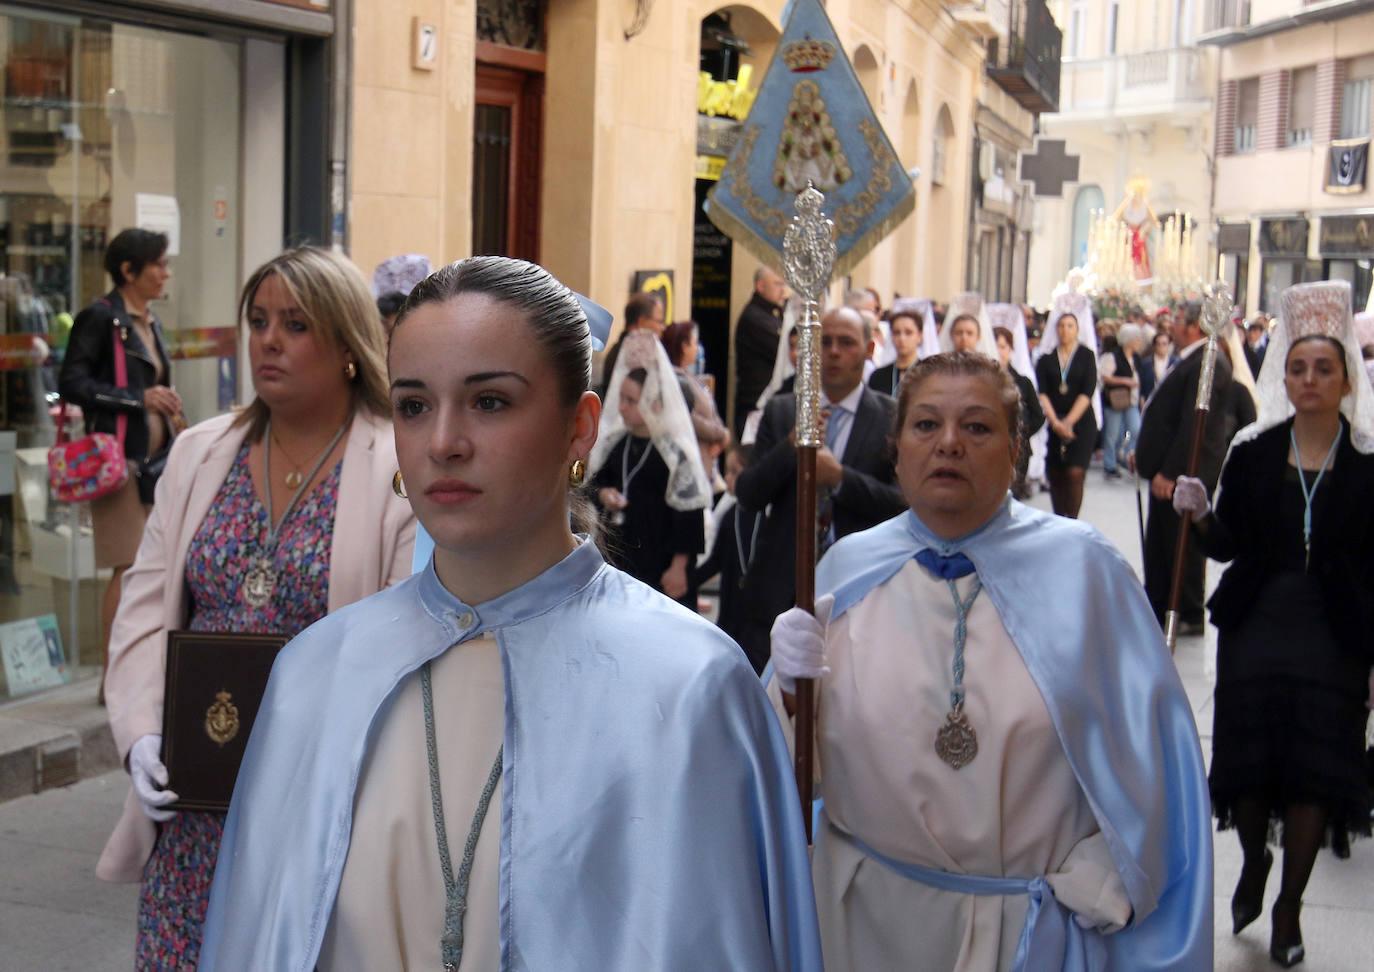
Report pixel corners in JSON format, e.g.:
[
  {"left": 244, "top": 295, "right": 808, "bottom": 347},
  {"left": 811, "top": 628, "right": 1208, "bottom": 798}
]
[{"left": 319, "top": 635, "right": 504, "bottom": 971}]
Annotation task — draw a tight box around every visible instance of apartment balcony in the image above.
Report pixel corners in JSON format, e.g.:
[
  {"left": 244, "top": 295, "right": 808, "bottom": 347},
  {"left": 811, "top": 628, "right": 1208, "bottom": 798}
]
[
  {"left": 1051, "top": 47, "right": 1213, "bottom": 124},
  {"left": 948, "top": 0, "right": 1011, "bottom": 41},
  {"left": 986, "top": 0, "right": 1061, "bottom": 114}
]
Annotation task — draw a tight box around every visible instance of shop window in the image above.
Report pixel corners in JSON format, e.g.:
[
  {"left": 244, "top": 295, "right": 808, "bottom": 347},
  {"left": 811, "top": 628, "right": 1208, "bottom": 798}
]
[
  {"left": 1286, "top": 67, "right": 1315, "bottom": 147},
  {"left": 0, "top": 10, "right": 242, "bottom": 699},
  {"left": 1235, "top": 78, "right": 1258, "bottom": 153}
]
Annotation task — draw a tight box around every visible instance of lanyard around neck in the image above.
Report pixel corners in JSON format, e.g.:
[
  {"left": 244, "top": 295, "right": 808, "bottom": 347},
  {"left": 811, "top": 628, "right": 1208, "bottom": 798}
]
[
  {"left": 1290, "top": 425, "right": 1341, "bottom": 568},
  {"left": 621, "top": 435, "right": 653, "bottom": 493}
]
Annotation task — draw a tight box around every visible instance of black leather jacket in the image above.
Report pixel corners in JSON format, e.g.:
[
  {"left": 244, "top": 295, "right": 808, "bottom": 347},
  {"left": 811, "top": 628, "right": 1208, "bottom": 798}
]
[{"left": 57, "top": 289, "right": 171, "bottom": 462}]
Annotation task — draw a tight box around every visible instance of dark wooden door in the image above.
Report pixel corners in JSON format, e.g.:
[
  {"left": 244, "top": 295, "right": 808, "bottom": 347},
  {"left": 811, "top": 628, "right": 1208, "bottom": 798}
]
[{"left": 473, "top": 62, "right": 542, "bottom": 262}]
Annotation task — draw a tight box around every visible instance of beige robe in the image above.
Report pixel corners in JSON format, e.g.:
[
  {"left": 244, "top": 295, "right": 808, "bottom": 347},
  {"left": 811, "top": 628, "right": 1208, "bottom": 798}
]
[
  {"left": 319, "top": 635, "right": 503, "bottom": 971},
  {"left": 770, "top": 560, "right": 1131, "bottom": 972}
]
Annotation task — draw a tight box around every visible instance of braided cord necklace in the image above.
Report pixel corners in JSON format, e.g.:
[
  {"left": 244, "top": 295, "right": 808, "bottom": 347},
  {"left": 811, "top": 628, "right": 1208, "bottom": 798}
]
[
  {"left": 420, "top": 660, "right": 504, "bottom": 972},
  {"left": 933, "top": 577, "right": 983, "bottom": 770}
]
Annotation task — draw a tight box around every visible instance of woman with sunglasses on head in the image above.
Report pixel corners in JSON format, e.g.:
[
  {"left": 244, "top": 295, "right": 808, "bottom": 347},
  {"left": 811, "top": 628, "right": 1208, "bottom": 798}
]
[{"left": 199, "top": 257, "right": 820, "bottom": 972}]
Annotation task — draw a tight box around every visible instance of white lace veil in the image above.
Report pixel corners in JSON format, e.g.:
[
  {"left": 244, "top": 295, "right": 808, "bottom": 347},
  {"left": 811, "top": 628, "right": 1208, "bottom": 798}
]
[
  {"left": 591, "top": 331, "right": 712, "bottom": 510},
  {"left": 1035, "top": 291, "right": 1101, "bottom": 423},
  {"left": 939, "top": 292, "right": 998, "bottom": 359},
  {"left": 890, "top": 297, "right": 941, "bottom": 360},
  {"left": 987, "top": 303, "right": 1034, "bottom": 382},
  {"left": 1232, "top": 280, "right": 1374, "bottom": 455}
]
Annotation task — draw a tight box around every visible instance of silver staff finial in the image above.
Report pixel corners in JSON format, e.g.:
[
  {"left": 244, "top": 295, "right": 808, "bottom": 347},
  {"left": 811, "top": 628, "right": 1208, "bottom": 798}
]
[
  {"left": 783, "top": 183, "right": 836, "bottom": 306},
  {"left": 1201, "top": 280, "right": 1234, "bottom": 338}
]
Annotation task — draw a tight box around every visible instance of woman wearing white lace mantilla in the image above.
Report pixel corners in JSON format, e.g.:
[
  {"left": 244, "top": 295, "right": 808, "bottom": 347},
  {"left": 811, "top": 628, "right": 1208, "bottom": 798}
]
[
  {"left": 590, "top": 329, "right": 711, "bottom": 605},
  {"left": 767, "top": 351, "right": 1212, "bottom": 971},
  {"left": 1173, "top": 280, "right": 1374, "bottom": 968}
]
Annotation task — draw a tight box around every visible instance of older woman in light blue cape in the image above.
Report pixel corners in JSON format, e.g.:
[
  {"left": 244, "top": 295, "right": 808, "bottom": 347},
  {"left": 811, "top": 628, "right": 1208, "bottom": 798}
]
[{"left": 768, "top": 352, "right": 1212, "bottom": 971}]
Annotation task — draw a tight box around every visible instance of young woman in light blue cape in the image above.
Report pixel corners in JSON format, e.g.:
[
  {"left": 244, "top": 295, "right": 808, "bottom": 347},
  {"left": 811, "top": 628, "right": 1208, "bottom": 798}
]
[
  {"left": 199, "top": 257, "right": 821, "bottom": 971},
  {"left": 769, "top": 352, "right": 1213, "bottom": 971}
]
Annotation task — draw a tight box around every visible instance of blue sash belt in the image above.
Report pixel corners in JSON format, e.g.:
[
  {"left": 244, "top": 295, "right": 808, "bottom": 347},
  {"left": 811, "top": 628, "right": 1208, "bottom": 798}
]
[{"left": 831, "top": 822, "right": 1106, "bottom": 972}]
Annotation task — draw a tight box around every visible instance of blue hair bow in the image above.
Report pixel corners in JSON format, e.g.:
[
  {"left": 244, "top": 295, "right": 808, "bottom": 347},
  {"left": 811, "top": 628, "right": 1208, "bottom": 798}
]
[{"left": 574, "top": 293, "right": 613, "bottom": 352}]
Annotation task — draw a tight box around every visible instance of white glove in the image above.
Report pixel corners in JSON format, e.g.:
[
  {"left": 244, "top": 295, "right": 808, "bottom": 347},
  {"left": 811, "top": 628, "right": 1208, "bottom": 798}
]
[
  {"left": 1172, "top": 475, "right": 1210, "bottom": 519},
  {"left": 770, "top": 594, "right": 834, "bottom": 695},
  {"left": 128, "top": 734, "right": 178, "bottom": 822}
]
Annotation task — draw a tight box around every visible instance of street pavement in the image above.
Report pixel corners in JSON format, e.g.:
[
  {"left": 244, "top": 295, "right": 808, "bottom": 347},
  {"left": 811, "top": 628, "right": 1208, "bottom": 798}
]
[{"left": 1, "top": 471, "right": 1371, "bottom": 969}]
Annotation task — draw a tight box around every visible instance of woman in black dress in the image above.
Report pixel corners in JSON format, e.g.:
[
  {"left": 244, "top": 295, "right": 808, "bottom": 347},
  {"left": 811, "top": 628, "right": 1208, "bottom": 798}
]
[
  {"left": 591, "top": 334, "right": 710, "bottom": 606},
  {"left": 1034, "top": 312, "right": 1097, "bottom": 517},
  {"left": 1174, "top": 280, "right": 1374, "bottom": 968}
]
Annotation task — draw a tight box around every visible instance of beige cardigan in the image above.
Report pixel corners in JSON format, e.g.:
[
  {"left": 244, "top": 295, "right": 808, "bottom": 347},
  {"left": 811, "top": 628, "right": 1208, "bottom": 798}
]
[{"left": 96, "top": 409, "right": 416, "bottom": 882}]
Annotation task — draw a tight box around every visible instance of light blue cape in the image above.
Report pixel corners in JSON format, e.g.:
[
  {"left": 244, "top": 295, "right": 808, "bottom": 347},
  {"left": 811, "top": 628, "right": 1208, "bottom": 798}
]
[
  {"left": 817, "top": 499, "right": 1213, "bottom": 970},
  {"left": 200, "top": 541, "right": 821, "bottom": 970}
]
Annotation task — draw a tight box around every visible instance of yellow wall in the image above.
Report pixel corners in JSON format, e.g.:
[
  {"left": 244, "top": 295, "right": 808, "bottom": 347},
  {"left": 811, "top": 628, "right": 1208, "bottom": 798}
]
[{"left": 349, "top": 0, "right": 983, "bottom": 336}]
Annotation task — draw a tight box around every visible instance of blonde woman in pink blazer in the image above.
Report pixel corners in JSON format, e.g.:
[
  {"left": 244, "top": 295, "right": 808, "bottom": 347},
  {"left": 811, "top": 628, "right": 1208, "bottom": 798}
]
[{"left": 95, "top": 247, "right": 415, "bottom": 970}]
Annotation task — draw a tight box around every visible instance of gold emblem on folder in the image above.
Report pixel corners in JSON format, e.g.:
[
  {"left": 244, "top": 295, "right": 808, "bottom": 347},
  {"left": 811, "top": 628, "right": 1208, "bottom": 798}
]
[{"left": 205, "top": 691, "right": 240, "bottom": 747}]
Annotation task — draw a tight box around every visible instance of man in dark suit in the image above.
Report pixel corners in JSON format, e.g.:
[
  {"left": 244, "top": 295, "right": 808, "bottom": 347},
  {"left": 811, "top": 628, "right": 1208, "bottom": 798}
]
[
  {"left": 1244, "top": 318, "right": 1268, "bottom": 379},
  {"left": 1135, "top": 301, "right": 1236, "bottom": 634},
  {"left": 732, "top": 266, "right": 787, "bottom": 437},
  {"left": 733, "top": 307, "right": 906, "bottom": 671}
]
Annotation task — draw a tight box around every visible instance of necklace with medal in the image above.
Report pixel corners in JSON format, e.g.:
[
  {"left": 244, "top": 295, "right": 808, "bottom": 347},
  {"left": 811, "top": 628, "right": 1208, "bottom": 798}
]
[
  {"left": 242, "top": 418, "right": 349, "bottom": 608},
  {"left": 270, "top": 427, "right": 338, "bottom": 489},
  {"left": 1290, "top": 425, "right": 1341, "bottom": 571},
  {"left": 1057, "top": 346, "right": 1073, "bottom": 396},
  {"left": 934, "top": 575, "right": 983, "bottom": 770}
]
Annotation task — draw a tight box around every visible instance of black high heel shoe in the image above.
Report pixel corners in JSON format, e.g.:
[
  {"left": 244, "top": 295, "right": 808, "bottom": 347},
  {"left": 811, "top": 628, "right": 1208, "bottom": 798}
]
[
  {"left": 1232, "top": 848, "right": 1273, "bottom": 934},
  {"left": 1270, "top": 897, "right": 1305, "bottom": 968}
]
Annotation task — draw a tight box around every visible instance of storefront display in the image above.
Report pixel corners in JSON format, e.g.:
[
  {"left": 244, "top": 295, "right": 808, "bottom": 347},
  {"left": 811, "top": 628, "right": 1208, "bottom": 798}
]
[{"left": 0, "top": 8, "right": 244, "bottom": 700}]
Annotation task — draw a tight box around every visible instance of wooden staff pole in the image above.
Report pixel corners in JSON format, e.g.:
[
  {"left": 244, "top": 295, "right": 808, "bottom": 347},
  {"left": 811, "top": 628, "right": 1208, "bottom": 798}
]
[
  {"left": 782, "top": 185, "right": 836, "bottom": 842},
  {"left": 1164, "top": 283, "right": 1232, "bottom": 652}
]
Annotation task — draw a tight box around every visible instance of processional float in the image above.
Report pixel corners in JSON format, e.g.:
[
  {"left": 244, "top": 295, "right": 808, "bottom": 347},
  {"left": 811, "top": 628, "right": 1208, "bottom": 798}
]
[{"left": 705, "top": 0, "right": 915, "bottom": 836}]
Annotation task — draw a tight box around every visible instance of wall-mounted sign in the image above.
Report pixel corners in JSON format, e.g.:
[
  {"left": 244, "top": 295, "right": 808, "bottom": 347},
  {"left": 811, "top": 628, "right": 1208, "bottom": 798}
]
[
  {"left": 1319, "top": 215, "right": 1374, "bottom": 256},
  {"left": 1259, "top": 218, "right": 1309, "bottom": 257},
  {"left": 136, "top": 193, "right": 181, "bottom": 256},
  {"left": 633, "top": 270, "right": 674, "bottom": 324},
  {"left": 413, "top": 18, "right": 439, "bottom": 71}
]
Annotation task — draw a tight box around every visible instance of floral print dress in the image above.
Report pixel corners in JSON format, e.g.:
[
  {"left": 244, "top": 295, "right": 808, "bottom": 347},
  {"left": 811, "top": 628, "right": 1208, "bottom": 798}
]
[{"left": 135, "top": 443, "right": 339, "bottom": 970}]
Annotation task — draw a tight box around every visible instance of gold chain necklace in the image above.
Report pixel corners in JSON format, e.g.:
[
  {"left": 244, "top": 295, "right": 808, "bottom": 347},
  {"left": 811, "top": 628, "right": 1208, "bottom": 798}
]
[{"left": 271, "top": 428, "right": 337, "bottom": 489}]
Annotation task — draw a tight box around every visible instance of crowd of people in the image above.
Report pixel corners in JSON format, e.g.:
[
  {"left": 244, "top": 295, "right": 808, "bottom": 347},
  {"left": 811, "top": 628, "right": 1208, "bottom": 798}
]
[{"left": 56, "top": 227, "right": 1374, "bottom": 970}]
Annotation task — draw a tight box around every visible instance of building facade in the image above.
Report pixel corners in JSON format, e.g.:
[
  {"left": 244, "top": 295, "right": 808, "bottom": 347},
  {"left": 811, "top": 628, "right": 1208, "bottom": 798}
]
[
  {"left": 1206, "top": 0, "right": 1374, "bottom": 316},
  {"left": 0, "top": 0, "right": 343, "bottom": 700},
  {"left": 347, "top": 0, "right": 1027, "bottom": 423},
  {"left": 1026, "top": 0, "right": 1216, "bottom": 305},
  {"left": 967, "top": 0, "right": 1061, "bottom": 303}
]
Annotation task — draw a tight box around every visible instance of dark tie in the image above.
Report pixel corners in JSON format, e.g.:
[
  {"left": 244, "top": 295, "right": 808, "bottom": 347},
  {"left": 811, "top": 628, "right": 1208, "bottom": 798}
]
[{"left": 915, "top": 548, "right": 977, "bottom": 580}]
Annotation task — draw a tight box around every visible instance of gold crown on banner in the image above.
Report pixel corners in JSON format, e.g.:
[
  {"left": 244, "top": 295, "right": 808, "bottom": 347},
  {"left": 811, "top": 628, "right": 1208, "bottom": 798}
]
[
  {"left": 1280, "top": 280, "right": 1351, "bottom": 344},
  {"left": 948, "top": 291, "right": 984, "bottom": 323},
  {"left": 783, "top": 37, "right": 836, "bottom": 73}
]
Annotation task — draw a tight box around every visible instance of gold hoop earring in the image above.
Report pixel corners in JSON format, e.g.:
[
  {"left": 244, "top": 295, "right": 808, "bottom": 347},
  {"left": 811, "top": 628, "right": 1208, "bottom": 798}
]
[
  {"left": 345, "top": 360, "right": 358, "bottom": 381},
  {"left": 569, "top": 458, "right": 587, "bottom": 487},
  {"left": 392, "top": 470, "right": 407, "bottom": 498}
]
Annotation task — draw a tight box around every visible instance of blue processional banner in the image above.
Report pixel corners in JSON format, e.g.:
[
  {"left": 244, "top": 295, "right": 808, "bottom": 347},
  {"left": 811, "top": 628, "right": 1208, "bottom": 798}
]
[{"left": 704, "top": 0, "right": 915, "bottom": 277}]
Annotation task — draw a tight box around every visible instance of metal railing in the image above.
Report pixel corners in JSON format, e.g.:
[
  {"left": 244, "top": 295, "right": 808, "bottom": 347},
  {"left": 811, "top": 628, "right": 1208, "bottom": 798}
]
[{"left": 987, "top": 0, "right": 1062, "bottom": 112}]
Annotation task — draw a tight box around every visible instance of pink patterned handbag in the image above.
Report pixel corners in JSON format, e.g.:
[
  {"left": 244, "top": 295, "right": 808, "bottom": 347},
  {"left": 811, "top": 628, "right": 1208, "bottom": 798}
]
[{"left": 47, "top": 326, "right": 130, "bottom": 503}]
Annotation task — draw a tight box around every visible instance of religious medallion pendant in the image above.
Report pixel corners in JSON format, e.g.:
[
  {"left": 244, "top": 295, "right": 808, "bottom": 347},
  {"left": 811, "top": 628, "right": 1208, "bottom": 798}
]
[
  {"left": 284, "top": 470, "right": 304, "bottom": 489},
  {"left": 1058, "top": 382, "right": 1069, "bottom": 396},
  {"left": 935, "top": 706, "right": 978, "bottom": 769},
  {"left": 242, "top": 559, "right": 276, "bottom": 608}
]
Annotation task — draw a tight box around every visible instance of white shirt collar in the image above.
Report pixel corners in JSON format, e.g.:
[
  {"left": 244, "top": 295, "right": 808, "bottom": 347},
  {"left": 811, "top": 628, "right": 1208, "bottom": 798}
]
[
  {"left": 824, "top": 382, "right": 866, "bottom": 414},
  {"left": 1179, "top": 338, "right": 1207, "bottom": 359}
]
